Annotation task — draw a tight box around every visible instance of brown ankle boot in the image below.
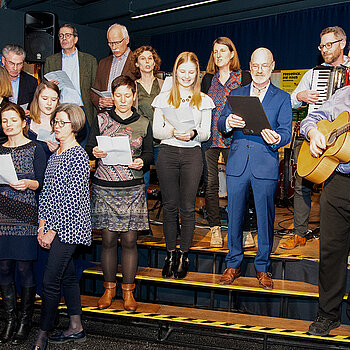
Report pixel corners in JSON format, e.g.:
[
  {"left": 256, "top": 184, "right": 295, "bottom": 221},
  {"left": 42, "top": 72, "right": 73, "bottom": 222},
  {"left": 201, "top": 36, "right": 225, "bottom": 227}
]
[
  {"left": 121, "top": 284, "right": 136, "bottom": 311},
  {"left": 98, "top": 282, "right": 116, "bottom": 309}
]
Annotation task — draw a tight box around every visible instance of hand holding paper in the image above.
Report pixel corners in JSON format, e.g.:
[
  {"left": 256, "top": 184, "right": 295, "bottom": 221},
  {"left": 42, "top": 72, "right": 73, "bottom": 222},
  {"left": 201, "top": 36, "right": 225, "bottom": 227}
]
[{"left": 96, "top": 135, "right": 133, "bottom": 165}]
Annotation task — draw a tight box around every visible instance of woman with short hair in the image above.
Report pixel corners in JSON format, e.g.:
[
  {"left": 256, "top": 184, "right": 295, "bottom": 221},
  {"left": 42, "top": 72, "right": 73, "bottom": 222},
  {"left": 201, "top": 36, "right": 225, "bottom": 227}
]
[{"left": 32, "top": 103, "right": 91, "bottom": 350}]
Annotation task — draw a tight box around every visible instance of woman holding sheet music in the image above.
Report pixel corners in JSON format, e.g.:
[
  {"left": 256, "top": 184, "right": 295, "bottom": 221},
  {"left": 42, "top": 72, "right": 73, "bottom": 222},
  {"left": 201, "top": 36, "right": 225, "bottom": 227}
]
[
  {"left": 86, "top": 75, "right": 153, "bottom": 312},
  {"left": 152, "top": 52, "right": 214, "bottom": 279},
  {"left": 0, "top": 103, "right": 46, "bottom": 345}
]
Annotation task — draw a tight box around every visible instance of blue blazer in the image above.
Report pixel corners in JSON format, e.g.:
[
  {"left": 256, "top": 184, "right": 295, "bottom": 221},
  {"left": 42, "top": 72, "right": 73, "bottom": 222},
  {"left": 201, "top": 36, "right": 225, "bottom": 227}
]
[{"left": 217, "top": 83, "right": 292, "bottom": 180}]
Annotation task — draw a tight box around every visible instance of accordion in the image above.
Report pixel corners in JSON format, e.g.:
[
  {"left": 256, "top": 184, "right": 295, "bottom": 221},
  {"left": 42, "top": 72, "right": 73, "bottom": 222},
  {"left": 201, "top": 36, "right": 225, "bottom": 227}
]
[{"left": 309, "top": 65, "right": 350, "bottom": 114}]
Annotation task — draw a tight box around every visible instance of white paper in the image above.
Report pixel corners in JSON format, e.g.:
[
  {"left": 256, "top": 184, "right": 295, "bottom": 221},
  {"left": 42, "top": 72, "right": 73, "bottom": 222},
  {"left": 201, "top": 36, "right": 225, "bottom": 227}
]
[
  {"left": 44, "top": 70, "right": 75, "bottom": 90},
  {"left": 44, "top": 70, "right": 83, "bottom": 105},
  {"left": 161, "top": 76, "right": 172, "bottom": 92},
  {"left": 161, "top": 106, "right": 195, "bottom": 131},
  {"left": 0, "top": 154, "right": 18, "bottom": 184},
  {"left": 91, "top": 87, "right": 112, "bottom": 99},
  {"left": 36, "top": 128, "right": 59, "bottom": 144},
  {"left": 96, "top": 135, "right": 133, "bottom": 165},
  {"left": 20, "top": 103, "right": 28, "bottom": 111}
]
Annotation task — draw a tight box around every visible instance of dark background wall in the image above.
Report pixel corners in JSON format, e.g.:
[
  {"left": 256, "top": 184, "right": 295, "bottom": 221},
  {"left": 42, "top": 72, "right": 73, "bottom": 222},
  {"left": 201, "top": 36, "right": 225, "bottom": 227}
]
[{"left": 1, "top": 1, "right": 350, "bottom": 71}]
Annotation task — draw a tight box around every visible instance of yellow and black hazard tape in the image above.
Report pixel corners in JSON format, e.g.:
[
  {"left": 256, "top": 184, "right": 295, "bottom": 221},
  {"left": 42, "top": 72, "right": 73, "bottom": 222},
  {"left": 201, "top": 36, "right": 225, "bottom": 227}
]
[{"left": 56, "top": 304, "right": 350, "bottom": 344}]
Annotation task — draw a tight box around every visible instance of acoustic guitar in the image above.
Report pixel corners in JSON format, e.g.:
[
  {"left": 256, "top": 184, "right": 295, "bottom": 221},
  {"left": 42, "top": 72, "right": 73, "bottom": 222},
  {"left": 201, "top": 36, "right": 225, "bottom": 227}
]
[{"left": 297, "top": 111, "right": 350, "bottom": 184}]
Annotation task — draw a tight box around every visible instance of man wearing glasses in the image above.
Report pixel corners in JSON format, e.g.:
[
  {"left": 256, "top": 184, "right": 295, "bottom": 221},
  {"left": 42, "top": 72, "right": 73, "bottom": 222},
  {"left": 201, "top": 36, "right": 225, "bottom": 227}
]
[
  {"left": 280, "top": 26, "right": 347, "bottom": 250},
  {"left": 217, "top": 48, "right": 292, "bottom": 289},
  {"left": 44, "top": 24, "right": 98, "bottom": 127},
  {"left": 90, "top": 23, "right": 136, "bottom": 110},
  {"left": 1, "top": 44, "right": 38, "bottom": 111}
]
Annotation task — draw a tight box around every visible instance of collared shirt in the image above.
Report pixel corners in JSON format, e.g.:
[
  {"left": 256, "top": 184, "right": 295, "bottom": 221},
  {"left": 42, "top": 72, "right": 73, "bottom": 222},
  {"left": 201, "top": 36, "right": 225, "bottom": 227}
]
[
  {"left": 107, "top": 48, "right": 130, "bottom": 92},
  {"left": 291, "top": 55, "right": 349, "bottom": 109},
  {"left": 207, "top": 71, "right": 242, "bottom": 148},
  {"left": 9, "top": 75, "right": 20, "bottom": 104},
  {"left": 62, "top": 48, "right": 83, "bottom": 106},
  {"left": 300, "top": 85, "right": 350, "bottom": 173}
]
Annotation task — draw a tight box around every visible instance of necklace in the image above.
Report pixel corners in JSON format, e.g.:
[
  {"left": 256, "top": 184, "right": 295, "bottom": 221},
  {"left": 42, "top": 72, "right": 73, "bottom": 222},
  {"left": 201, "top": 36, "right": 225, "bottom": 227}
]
[
  {"left": 253, "top": 84, "right": 267, "bottom": 94},
  {"left": 181, "top": 95, "right": 192, "bottom": 103},
  {"left": 57, "top": 139, "right": 77, "bottom": 155}
]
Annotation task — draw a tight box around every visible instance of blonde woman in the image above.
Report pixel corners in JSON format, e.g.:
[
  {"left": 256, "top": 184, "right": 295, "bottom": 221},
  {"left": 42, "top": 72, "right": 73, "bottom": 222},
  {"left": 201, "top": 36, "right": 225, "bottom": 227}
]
[{"left": 152, "top": 52, "right": 214, "bottom": 279}]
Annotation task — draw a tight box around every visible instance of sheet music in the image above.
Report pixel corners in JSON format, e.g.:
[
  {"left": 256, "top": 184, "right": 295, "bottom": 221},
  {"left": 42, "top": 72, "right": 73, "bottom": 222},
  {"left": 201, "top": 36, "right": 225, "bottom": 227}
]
[
  {"left": 0, "top": 154, "right": 18, "bottom": 184},
  {"left": 96, "top": 135, "right": 133, "bottom": 165},
  {"left": 161, "top": 106, "right": 195, "bottom": 131},
  {"left": 91, "top": 87, "right": 112, "bottom": 99},
  {"left": 36, "top": 128, "right": 59, "bottom": 144}
]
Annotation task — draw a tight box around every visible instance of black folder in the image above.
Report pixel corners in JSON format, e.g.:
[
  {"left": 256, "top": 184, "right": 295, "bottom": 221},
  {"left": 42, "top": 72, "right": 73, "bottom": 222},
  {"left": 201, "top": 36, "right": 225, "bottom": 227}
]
[{"left": 226, "top": 95, "right": 272, "bottom": 135}]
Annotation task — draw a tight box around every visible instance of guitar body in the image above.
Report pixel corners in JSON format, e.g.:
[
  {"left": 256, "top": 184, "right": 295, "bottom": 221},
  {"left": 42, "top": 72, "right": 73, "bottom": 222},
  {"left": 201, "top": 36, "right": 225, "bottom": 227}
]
[{"left": 297, "top": 111, "right": 350, "bottom": 184}]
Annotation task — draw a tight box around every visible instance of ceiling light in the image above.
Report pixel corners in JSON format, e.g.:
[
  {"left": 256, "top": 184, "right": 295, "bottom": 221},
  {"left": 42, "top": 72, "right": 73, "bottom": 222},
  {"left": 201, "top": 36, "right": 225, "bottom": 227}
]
[{"left": 131, "top": 0, "right": 220, "bottom": 20}]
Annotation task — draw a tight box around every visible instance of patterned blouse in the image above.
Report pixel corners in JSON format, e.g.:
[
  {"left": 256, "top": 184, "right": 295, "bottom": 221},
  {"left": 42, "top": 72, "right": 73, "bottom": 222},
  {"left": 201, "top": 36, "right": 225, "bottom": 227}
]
[
  {"left": 39, "top": 146, "right": 91, "bottom": 246},
  {"left": 206, "top": 71, "right": 242, "bottom": 148}
]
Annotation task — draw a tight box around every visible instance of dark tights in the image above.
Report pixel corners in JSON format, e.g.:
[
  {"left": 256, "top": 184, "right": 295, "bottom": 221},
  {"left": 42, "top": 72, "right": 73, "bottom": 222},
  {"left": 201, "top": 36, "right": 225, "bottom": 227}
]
[
  {"left": 101, "top": 229, "right": 138, "bottom": 284},
  {"left": 0, "top": 259, "right": 35, "bottom": 287}
]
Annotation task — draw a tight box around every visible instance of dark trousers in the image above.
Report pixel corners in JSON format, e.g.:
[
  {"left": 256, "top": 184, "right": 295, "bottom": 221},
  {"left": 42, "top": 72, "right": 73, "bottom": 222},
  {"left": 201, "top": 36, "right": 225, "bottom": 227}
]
[
  {"left": 40, "top": 236, "right": 80, "bottom": 331},
  {"left": 318, "top": 173, "right": 350, "bottom": 321},
  {"left": 293, "top": 140, "right": 313, "bottom": 236},
  {"left": 156, "top": 144, "right": 203, "bottom": 252},
  {"left": 204, "top": 147, "right": 229, "bottom": 227}
]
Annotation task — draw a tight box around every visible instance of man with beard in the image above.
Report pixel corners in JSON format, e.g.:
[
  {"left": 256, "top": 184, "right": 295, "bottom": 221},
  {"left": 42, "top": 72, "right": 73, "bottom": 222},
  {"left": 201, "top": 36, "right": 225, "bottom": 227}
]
[
  {"left": 90, "top": 23, "right": 136, "bottom": 111},
  {"left": 217, "top": 48, "right": 292, "bottom": 289},
  {"left": 280, "top": 26, "right": 347, "bottom": 250}
]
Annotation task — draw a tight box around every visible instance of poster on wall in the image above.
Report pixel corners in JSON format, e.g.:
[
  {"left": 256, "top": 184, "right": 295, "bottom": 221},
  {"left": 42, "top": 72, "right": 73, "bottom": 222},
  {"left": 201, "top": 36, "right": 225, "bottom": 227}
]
[{"left": 280, "top": 69, "right": 308, "bottom": 94}]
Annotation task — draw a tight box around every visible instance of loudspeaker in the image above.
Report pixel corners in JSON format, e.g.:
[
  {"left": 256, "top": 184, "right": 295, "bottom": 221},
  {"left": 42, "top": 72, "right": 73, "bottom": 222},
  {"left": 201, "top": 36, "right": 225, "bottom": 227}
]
[{"left": 24, "top": 11, "right": 57, "bottom": 63}]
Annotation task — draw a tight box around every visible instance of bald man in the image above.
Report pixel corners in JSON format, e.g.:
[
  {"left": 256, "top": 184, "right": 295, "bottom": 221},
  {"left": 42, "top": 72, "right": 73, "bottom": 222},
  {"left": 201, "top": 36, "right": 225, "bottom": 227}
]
[
  {"left": 217, "top": 48, "right": 292, "bottom": 289},
  {"left": 90, "top": 23, "right": 136, "bottom": 110}
]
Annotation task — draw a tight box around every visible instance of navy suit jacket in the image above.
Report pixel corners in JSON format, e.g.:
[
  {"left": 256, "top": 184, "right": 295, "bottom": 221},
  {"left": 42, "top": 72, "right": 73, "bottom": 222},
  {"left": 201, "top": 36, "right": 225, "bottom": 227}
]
[
  {"left": 17, "top": 71, "right": 38, "bottom": 106},
  {"left": 217, "top": 83, "right": 292, "bottom": 180}
]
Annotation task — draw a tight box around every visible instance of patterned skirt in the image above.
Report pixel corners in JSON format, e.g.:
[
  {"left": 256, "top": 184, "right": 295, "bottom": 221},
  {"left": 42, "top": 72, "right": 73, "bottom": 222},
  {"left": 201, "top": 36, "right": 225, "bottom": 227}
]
[{"left": 91, "top": 184, "right": 149, "bottom": 232}]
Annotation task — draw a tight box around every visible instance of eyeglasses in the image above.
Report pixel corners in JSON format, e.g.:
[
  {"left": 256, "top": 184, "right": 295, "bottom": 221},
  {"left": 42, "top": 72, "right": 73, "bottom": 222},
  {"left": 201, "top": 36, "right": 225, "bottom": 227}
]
[
  {"left": 250, "top": 62, "right": 273, "bottom": 71},
  {"left": 53, "top": 120, "right": 72, "bottom": 128},
  {"left": 58, "top": 33, "right": 74, "bottom": 39},
  {"left": 318, "top": 39, "right": 342, "bottom": 51},
  {"left": 108, "top": 38, "right": 126, "bottom": 46},
  {"left": 4, "top": 58, "right": 24, "bottom": 69}
]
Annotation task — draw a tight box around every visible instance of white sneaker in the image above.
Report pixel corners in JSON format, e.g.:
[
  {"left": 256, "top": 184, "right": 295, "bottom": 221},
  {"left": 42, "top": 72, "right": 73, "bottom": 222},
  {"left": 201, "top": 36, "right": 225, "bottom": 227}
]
[
  {"left": 243, "top": 231, "right": 255, "bottom": 248},
  {"left": 210, "top": 226, "right": 223, "bottom": 247}
]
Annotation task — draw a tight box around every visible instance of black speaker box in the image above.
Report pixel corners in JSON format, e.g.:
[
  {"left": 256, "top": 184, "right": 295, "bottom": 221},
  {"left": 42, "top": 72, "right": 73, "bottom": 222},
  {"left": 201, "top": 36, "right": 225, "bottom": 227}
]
[{"left": 24, "top": 11, "right": 57, "bottom": 63}]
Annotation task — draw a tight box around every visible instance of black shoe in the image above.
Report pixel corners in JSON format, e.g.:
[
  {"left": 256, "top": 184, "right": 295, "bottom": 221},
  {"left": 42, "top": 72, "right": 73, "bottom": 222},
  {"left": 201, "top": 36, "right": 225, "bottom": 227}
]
[
  {"left": 48, "top": 329, "right": 86, "bottom": 344},
  {"left": 0, "top": 283, "right": 17, "bottom": 344},
  {"left": 12, "top": 285, "right": 36, "bottom": 345},
  {"left": 174, "top": 251, "right": 190, "bottom": 280},
  {"left": 308, "top": 316, "right": 340, "bottom": 336},
  {"left": 162, "top": 250, "right": 177, "bottom": 278}
]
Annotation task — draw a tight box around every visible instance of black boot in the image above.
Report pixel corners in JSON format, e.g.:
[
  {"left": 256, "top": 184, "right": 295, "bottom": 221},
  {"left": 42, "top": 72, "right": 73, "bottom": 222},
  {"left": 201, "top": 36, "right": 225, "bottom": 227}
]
[
  {"left": 12, "top": 285, "right": 36, "bottom": 345},
  {"left": 162, "top": 250, "right": 177, "bottom": 278},
  {"left": 174, "top": 251, "right": 190, "bottom": 280},
  {"left": 0, "top": 283, "right": 17, "bottom": 344}
]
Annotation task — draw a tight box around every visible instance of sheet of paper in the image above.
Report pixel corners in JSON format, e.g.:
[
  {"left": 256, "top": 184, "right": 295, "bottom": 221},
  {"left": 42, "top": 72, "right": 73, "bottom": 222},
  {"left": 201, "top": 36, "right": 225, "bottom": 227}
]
[
  {"left": 91, "top": 87, "right": 112, "bottom": 99},
  {"left": 36, "top": 128, "right": 58, "bottom": 143},
  {"left": 44, "top": 70, "right": 75, "bottom": 90},
  {"left": 161, "top": 106, "right": 195, "bottom": 131},
  {"left": 161, "top": 76, "right": 172, "bottom": 92},
  {"left": 20, "top": 103, "right": 28, "bottom": 111},
  {"left": 0, "top": 154, "right": 18, "bottom": 184},
  {"left": 96, "top": 135, "right": 133, "bottom": 165}
]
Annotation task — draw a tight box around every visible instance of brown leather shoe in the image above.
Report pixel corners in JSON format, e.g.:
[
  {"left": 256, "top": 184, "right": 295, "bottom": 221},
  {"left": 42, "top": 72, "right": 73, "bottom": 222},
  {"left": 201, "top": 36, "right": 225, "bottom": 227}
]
[
  {"left": 122, "top": 284, "right": 136, "bottom": 311},
  {"left": 256, "top": 272, "right": 273, "bottom": 290},
  {"left": 280, "top": 234, "right": 306, "bottom": 250},
  {"left": 219, "top": 268, "right": 241, "bottom": 285},
  {"left": 97, "top": 282, "right": 116, "bottom": 309}
]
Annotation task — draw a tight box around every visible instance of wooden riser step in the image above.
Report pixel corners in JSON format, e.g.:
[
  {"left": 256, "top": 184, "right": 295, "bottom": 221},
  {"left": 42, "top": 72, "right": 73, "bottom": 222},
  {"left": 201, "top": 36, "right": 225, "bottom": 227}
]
[
  {"left": 57, "top": 295, "right": 350, "bottom": 345},
  {"left": 91, "top": 230, "right": 320, "bottom": 262},
  {"left": 83, "top": 264, "right": 323, "bottom": 299}
]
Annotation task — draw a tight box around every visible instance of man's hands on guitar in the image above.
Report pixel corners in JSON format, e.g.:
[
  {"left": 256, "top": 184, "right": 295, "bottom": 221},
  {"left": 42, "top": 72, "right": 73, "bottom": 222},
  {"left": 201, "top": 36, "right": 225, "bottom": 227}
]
[
  {"left": 227, "top": 114, "right": 246, "bottom": 128},
  {"left": 296, "top": 90, "right": 320, "bottom": 104},
  {"left": 308, "top": 128, "right": 326, "bottom": 157}
]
